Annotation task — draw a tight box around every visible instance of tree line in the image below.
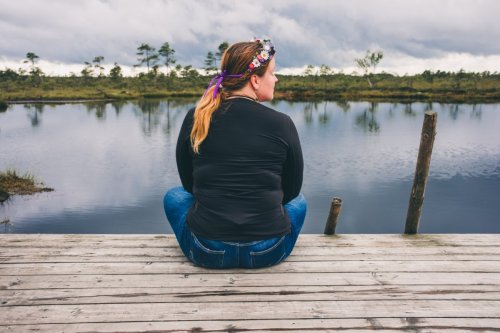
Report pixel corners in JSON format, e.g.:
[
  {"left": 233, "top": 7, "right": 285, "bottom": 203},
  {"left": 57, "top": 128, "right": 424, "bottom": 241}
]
[
  {"left": 2, "top": 44, "right": 500, "bottom": 104},
  {"left": 1, "top": 41, "right": 233, "bottom": 81},
  {"left": 2, "top": 44, "right": 499, "bottom": 84}
]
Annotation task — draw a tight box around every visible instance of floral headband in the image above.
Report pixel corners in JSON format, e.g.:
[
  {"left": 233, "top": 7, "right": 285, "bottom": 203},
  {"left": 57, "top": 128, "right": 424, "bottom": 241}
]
[
  {"left": 204, "top": 38, "right": 276, "bottom": 98},
  {"left": 248, "top": 38, "right": 276, "bottom": 72}
]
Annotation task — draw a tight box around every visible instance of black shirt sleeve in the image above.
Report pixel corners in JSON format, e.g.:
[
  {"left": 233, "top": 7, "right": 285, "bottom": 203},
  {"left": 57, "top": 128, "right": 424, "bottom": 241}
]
[
  {"left": 176, "top": 108, "right": 195, "bottom": 193},
  {"left": 281, "top": 117, "right": 304, "bottom": 204}
]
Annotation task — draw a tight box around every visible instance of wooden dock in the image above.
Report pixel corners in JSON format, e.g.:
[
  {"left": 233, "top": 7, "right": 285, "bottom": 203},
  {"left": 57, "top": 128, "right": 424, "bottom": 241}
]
[{"left": 1, "top": 234, "right": 500, "bottom": 332}]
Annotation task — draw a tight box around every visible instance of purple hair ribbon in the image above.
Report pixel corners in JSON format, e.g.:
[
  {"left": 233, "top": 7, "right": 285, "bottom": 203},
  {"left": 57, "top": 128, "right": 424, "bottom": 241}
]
[{"left": 204, "top": 70, "right": 243, "bottom": 98}]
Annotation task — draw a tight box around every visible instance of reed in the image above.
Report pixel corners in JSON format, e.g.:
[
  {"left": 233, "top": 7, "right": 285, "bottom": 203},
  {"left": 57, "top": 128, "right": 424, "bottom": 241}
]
[{"left": 0, "top": 169, "right": 53, "bottom": 196}]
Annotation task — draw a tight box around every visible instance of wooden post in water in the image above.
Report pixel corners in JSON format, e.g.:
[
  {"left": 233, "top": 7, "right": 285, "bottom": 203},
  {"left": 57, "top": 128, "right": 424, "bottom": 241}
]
[
  {"left": 405, "top": 111, "right": 437, "bottom": 234},
  {"left": 324, "top": 197, "right": 342, "bottom": 235}
]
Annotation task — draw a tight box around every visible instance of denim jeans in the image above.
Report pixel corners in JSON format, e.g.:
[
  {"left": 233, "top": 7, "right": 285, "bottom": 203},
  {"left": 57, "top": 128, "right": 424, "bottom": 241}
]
[{"left": 163, "top": 186, "right": 307, "bottom": 269}]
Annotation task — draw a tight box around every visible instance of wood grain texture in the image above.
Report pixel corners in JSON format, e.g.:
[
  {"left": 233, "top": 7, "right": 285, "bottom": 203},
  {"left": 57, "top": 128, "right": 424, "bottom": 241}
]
[{"left": 1, "top": 234, "right": 499, "bottom": 332}]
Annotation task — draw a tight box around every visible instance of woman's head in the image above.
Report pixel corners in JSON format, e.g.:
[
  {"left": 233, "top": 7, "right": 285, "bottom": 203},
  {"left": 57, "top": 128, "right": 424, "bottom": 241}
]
[
  {"left": 191, "top": 39, "right": 277, "bottom": 154},
  {"left": 217, "top": 40, "right": 276, "bottom": 96}
]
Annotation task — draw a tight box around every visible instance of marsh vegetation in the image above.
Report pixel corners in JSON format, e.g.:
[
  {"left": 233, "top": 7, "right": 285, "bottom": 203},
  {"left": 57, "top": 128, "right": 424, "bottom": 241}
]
[
  {"left": 1, "top": 70, "right": 500, "bottom": 103},
  {"left": 0, "top": 169, "right": 53, "bottom": 201},
  {"left": 1, "top": 45, "right": 500, "bottom": 104}
]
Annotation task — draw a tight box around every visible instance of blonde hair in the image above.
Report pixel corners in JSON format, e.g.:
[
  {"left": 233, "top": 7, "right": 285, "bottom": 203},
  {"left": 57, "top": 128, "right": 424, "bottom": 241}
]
[{"left": 190, "top": 42, "right": 272, "bottom": 154}]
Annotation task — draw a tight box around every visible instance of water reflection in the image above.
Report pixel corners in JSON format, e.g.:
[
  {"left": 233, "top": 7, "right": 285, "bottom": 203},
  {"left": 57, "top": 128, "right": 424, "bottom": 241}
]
[
  {"left": 110, "top": 100, "right": 126, "bottom": 115},
  {"left": 303, "top": 101, "right": 319, "bottom": 124},
  {"left": 79, "top": 98, "right": 196, "bottom": 137},
  {"left": 403, "top": 103, "right": 417, "bottom": 117},
  {"left": 24, "top": 103, "right": 44, "bottom": 127},
  {"left": 0, "top": 99, "right": 499, "bottom": 234},
  {"left": 132, "top": 99, "right": 162, "bottom": 136},
  {"left": 298, "top": 100, "right": 459, "bottom": 132},
  {"left": 355, "top": 102, "right": 380, "bottom": 132},
  {"left": 335, "top": 100, "right": 351, "bottom": 113},
  {"left": 86, "top": 102, "right": 107, "bottom": 120},
  {"left": 302, "top": 100, "right": 349, "bottom": 125},
  {"left": 471, "top": 104, "right": 482, "bottom": 119},
  {"left": 448, "top": 104, "right": 463, "bottom": 120},
  {"left": 1, "top": 218, "right": 13, "bottom": 233}
]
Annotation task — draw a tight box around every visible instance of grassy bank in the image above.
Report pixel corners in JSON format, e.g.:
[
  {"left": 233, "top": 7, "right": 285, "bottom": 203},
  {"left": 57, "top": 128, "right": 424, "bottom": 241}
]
[
  {"left": 1, "top": 71, "right": 500, "bottom": 103},
  {"left": 0, "top": 170, "right": 53, "bottom": 199},
  {"left": 275, "top": 72, "right": 500, "bottom": 103}
]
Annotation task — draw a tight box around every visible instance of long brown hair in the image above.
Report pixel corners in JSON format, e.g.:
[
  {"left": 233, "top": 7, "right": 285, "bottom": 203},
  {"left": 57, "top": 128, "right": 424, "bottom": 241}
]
[{"left": 190, "top": 41, "right": 272, "bottom": 154}]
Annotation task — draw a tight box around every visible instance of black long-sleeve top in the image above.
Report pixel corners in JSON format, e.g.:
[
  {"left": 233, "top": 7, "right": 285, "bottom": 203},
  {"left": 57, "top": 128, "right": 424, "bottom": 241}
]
[{"left": 176, "top": 98, "right": 303, "bottom": 241}]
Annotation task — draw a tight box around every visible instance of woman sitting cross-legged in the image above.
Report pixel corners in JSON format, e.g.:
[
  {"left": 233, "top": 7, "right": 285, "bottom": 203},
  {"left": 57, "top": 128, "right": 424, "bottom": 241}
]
[{"left": 163, "top": 38, "right": 306, "bottom": 269}]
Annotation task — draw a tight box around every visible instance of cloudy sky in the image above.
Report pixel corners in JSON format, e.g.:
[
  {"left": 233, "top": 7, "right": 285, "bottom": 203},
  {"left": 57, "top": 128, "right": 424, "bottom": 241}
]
[{"left": 1, "top": 0, "right": 499, "bottom": 76}]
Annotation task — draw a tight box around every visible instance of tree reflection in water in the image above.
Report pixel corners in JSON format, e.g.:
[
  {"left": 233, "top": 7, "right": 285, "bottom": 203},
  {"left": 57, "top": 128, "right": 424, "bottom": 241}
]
[
  {"left": 318, "top": 102, "right": 328, "bottom": 124},
  {"left": 110, "top": 100, "right": 126, "bottom": 115},
  {"left": 303, "top": 101, "right": 319, "bottom": 124},
  {"left": 355, "top": 101, "right": 380, "bottom": 133},
  {"left": 24, "top": 103, "right": 45, "bottom": 127},
  {"left": 470, "top": 104, "right": 482, "bottom": 119},
  {"left": 404, "top": 102, "right": 417, "bottom": 117},
  {"left": 335, "top": 100, "right": 351, "bottom": 113},
  {"left": 16, "top": 99, "right": 487, "bottom": 140},
  {"left": 133, "top": 99, "right": 162, "bottom": 136},
  {"left": 85, "top": 102, "right": 107, "bottom": 120},
  {"left": 449, "top": 104, "right": 462, "bottom": 120}
]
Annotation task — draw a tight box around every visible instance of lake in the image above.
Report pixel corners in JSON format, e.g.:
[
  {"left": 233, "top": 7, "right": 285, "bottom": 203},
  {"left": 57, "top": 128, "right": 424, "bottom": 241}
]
[{"left": 0, "top": 99, "right": 499, "bottom": 234}]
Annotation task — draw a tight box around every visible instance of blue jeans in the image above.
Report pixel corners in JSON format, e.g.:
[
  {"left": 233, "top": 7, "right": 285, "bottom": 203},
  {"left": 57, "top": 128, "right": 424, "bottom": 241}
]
[{"left": 163, "top": 186, "right": 307, "bottom": 269}]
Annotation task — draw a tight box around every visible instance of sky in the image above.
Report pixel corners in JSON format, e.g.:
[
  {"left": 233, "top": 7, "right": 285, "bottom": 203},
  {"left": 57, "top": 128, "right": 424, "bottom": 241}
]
[{"left": 1, "top": 0, "right": 499, "bottom": 76}]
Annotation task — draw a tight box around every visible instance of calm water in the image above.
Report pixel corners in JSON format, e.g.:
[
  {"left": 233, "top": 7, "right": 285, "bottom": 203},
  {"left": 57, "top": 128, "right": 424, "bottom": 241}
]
[{"left": 1, "top": 99, "right": 499, "bottom": 234}]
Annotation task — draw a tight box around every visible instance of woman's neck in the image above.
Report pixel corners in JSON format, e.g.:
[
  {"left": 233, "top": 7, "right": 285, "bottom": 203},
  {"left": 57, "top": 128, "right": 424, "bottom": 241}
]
[
  {"left": 228, "top": 85, "right": 259, "bottom": 102},
  {"left": 226, "top": 95, "right": 258, "bottom": 102}
]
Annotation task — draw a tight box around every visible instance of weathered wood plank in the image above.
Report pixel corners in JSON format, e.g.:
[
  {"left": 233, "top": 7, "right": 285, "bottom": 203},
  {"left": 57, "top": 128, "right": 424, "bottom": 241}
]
[
  {"left": 1, "top": 260, "right": 499, "bottom": 276},
  {"left": 1, "top": 234, "right": 499, "bottom": 248},
  {"left": 3, "top": 243, "right": 500, "bottom": 258},
  {"left": 2, "top": 300, "right": 500, "bottom": 325},
  {"left": 4, "top": 300, "right": 500, "bottom": 325},
  {"left": 4, "top": 318, "right": 500, "bottom": 333},
  {"left": 2, "top": 285, "right": 500, "bottom": 306},
  {"left": 2, "top": 272, "right": 499, "bottom": 289},
  {"left": 4, "top": 253, "right": 500, "bottom": 264}
]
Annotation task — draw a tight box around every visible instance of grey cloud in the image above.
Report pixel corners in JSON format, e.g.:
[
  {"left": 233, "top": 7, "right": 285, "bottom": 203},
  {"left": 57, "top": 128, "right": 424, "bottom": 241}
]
[{"left": 0, "top": 0, "right": 499, "bottom": 71}]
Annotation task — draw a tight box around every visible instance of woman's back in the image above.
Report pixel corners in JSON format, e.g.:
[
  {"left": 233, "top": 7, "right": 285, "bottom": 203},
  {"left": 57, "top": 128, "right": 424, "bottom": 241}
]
[{"left": 176, "top": 98, "right": 303, "bottom": 241}]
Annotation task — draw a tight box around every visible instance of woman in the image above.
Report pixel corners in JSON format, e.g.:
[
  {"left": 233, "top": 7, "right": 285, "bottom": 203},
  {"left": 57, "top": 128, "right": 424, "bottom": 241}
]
[{"left": 164, "top": 39, "right": 306, "bottom": 269}]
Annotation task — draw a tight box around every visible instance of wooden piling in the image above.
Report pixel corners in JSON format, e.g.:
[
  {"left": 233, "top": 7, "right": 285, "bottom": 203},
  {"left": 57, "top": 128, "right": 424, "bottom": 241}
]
[
  {"left": 324, "top": 197, "right": 342, "bottom": 235},
  {"left": 405, "top": 111, "right": 437, "bottom": 234}
]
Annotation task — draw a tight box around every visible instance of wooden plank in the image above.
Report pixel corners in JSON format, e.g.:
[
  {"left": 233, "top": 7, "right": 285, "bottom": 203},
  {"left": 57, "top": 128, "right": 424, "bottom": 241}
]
[
  {"left": 2, "top": 247, "right": 500, "bottom": 265},
  {"left": 2, "top": 285, "right": 500, "bottom": 306},
  {"left": 3, "top": 241, "right": 500, "bottom": 264},
  {"left": 2, "top": 272, "right": 499, "bottom": 289},
  {"left": 1, "top": 234, "right": 499, "bottom": 248},
  {"left": 3, "top": 318, "right": 500, "bottom": 333},
  {"left": 4, "top": 253, "right": 500, "bottom": 264},
  {"left": 1, "top": 260, "right": 499, "bottom": 276},
  {"left": 3, "top": 300, "right": 500, "bottom": 325},
  {"left": 3, "top": 243, "right": 500, "bottom": 257}
]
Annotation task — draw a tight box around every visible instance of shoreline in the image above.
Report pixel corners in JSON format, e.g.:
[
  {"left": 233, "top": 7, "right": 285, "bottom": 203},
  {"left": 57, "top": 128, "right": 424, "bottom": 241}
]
[
  {"left": 3, "top": 91, "right": 500, "bottom": 104},
  {"left": 2, "top": 83, "right": 500, "bottom": 106},
  {"left": 2, "top": 72, "right": 499, "bottom": 105}
]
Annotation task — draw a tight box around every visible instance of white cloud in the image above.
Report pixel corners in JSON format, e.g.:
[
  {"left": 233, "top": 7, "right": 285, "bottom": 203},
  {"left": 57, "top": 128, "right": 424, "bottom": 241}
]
[{"left": 1, "top": 0, "right": 499, "bottom": 75}]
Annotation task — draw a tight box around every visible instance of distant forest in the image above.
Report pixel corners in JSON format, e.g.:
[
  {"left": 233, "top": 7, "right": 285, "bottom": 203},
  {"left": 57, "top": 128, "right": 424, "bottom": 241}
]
[{"left": 1, "top": 42, "right": 500, "bottom": 103}]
